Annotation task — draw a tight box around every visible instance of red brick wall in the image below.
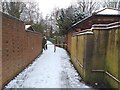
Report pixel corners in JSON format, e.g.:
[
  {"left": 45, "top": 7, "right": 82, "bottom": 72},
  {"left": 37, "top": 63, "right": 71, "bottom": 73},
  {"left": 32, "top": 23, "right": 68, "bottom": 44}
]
[{"left": 1, "top": 13, "right": 42, "bottom": 88}]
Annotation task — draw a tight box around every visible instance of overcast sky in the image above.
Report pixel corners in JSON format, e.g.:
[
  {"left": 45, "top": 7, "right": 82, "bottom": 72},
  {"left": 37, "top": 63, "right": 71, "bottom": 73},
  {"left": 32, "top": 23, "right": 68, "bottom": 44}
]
[
  {"left": 2, "top": 0, "right": 103, "bottom": 18},
  {"left": 36, "top": 0, "right": 77, "bottom": 18}
]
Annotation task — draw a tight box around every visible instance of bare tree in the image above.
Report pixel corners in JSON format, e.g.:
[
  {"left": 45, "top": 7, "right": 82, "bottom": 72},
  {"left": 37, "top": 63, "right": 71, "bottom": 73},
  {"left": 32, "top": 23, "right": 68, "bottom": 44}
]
[
  {"left": 77, "top": 0, "right": 99, "bottom": 16},
  {"left": 2, "top": 0, "right": 26, "bottom": 19},
  {"left": 20, "top": 2, "right": 41, "bottom": 24},
  {"left": 103, "top": 0, "right": 120, "bottom": 9},
  {"left": 1, "top": 1, "right": 5, "bottom": 12}
]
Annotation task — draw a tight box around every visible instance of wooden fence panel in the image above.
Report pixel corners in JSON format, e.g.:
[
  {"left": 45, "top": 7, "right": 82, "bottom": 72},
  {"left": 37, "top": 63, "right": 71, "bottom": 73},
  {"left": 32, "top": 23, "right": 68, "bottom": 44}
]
[
  {"left": 105, "top": 28, "right": 119, "bottom": 88},
  {"left": 70, "top": 22, "right": 120, "bottom": 88}
]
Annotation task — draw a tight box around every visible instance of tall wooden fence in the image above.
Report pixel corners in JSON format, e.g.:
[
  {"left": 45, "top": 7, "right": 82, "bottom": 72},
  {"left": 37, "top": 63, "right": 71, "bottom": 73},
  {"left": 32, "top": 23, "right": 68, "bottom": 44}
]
[
  {"left": 71, "top": 22, "right": 120, "bottom": 88},
  {"left": 0, "top": 12, "right": 42, "bottom": 88}
]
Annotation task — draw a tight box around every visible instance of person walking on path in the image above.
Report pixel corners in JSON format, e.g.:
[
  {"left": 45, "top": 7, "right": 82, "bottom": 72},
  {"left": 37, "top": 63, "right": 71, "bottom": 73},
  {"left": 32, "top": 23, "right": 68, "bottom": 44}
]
[
  {"left": 42, "top": 35, "right": 47, "bottom": 50},
  {"left": 54, "top": 36, "right": 57, "bottom": 52}
]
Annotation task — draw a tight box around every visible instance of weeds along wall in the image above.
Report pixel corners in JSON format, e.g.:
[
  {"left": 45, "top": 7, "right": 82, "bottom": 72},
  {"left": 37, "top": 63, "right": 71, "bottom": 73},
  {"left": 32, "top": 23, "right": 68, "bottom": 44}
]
[
  {"left": 1, "top": 12, "right": 42, "bottom": 88},
  {"left": 70, "top": 22, "right": 120, "bottom": 88}
]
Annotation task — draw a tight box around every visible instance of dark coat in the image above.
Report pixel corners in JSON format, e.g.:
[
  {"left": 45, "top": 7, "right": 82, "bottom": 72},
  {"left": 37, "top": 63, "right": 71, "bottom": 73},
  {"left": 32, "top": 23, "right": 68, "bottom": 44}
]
[{"left": 42, "top": 37, "right": 47, "bottom": 47}]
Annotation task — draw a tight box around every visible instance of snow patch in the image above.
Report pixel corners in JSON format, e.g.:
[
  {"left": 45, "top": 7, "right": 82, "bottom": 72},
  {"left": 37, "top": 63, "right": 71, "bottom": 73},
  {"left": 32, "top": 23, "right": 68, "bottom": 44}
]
[
  {"left": 97, "top": 8, "right": 120, "bottom": 15},
  {"left": 5, "top": 41, "right": 91, "bottom": 88}
]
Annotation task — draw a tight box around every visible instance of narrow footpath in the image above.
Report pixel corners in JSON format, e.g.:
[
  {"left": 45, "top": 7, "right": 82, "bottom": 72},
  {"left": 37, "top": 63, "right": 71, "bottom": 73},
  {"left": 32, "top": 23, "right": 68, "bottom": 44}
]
[{"left": 5, "top": 41, "right": 90, "bottom": 88}]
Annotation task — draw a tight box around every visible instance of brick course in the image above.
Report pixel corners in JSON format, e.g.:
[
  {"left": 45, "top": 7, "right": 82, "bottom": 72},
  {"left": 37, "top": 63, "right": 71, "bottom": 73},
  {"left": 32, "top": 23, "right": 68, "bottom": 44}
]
[{"left": 1, "top": 12, "right": 42, "bottom": 88}]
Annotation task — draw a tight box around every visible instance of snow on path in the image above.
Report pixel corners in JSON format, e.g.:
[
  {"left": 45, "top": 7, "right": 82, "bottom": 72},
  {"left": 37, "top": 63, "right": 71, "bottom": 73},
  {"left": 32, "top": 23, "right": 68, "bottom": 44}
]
[{"left": 5, "top": 41, "right": 90, "bottom": 88}]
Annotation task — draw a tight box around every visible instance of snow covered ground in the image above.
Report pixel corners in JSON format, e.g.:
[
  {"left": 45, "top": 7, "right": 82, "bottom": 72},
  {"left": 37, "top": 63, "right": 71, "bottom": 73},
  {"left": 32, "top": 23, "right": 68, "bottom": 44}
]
[{"left": 5, "top": 41, "right": 91, "bottom": 88}]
